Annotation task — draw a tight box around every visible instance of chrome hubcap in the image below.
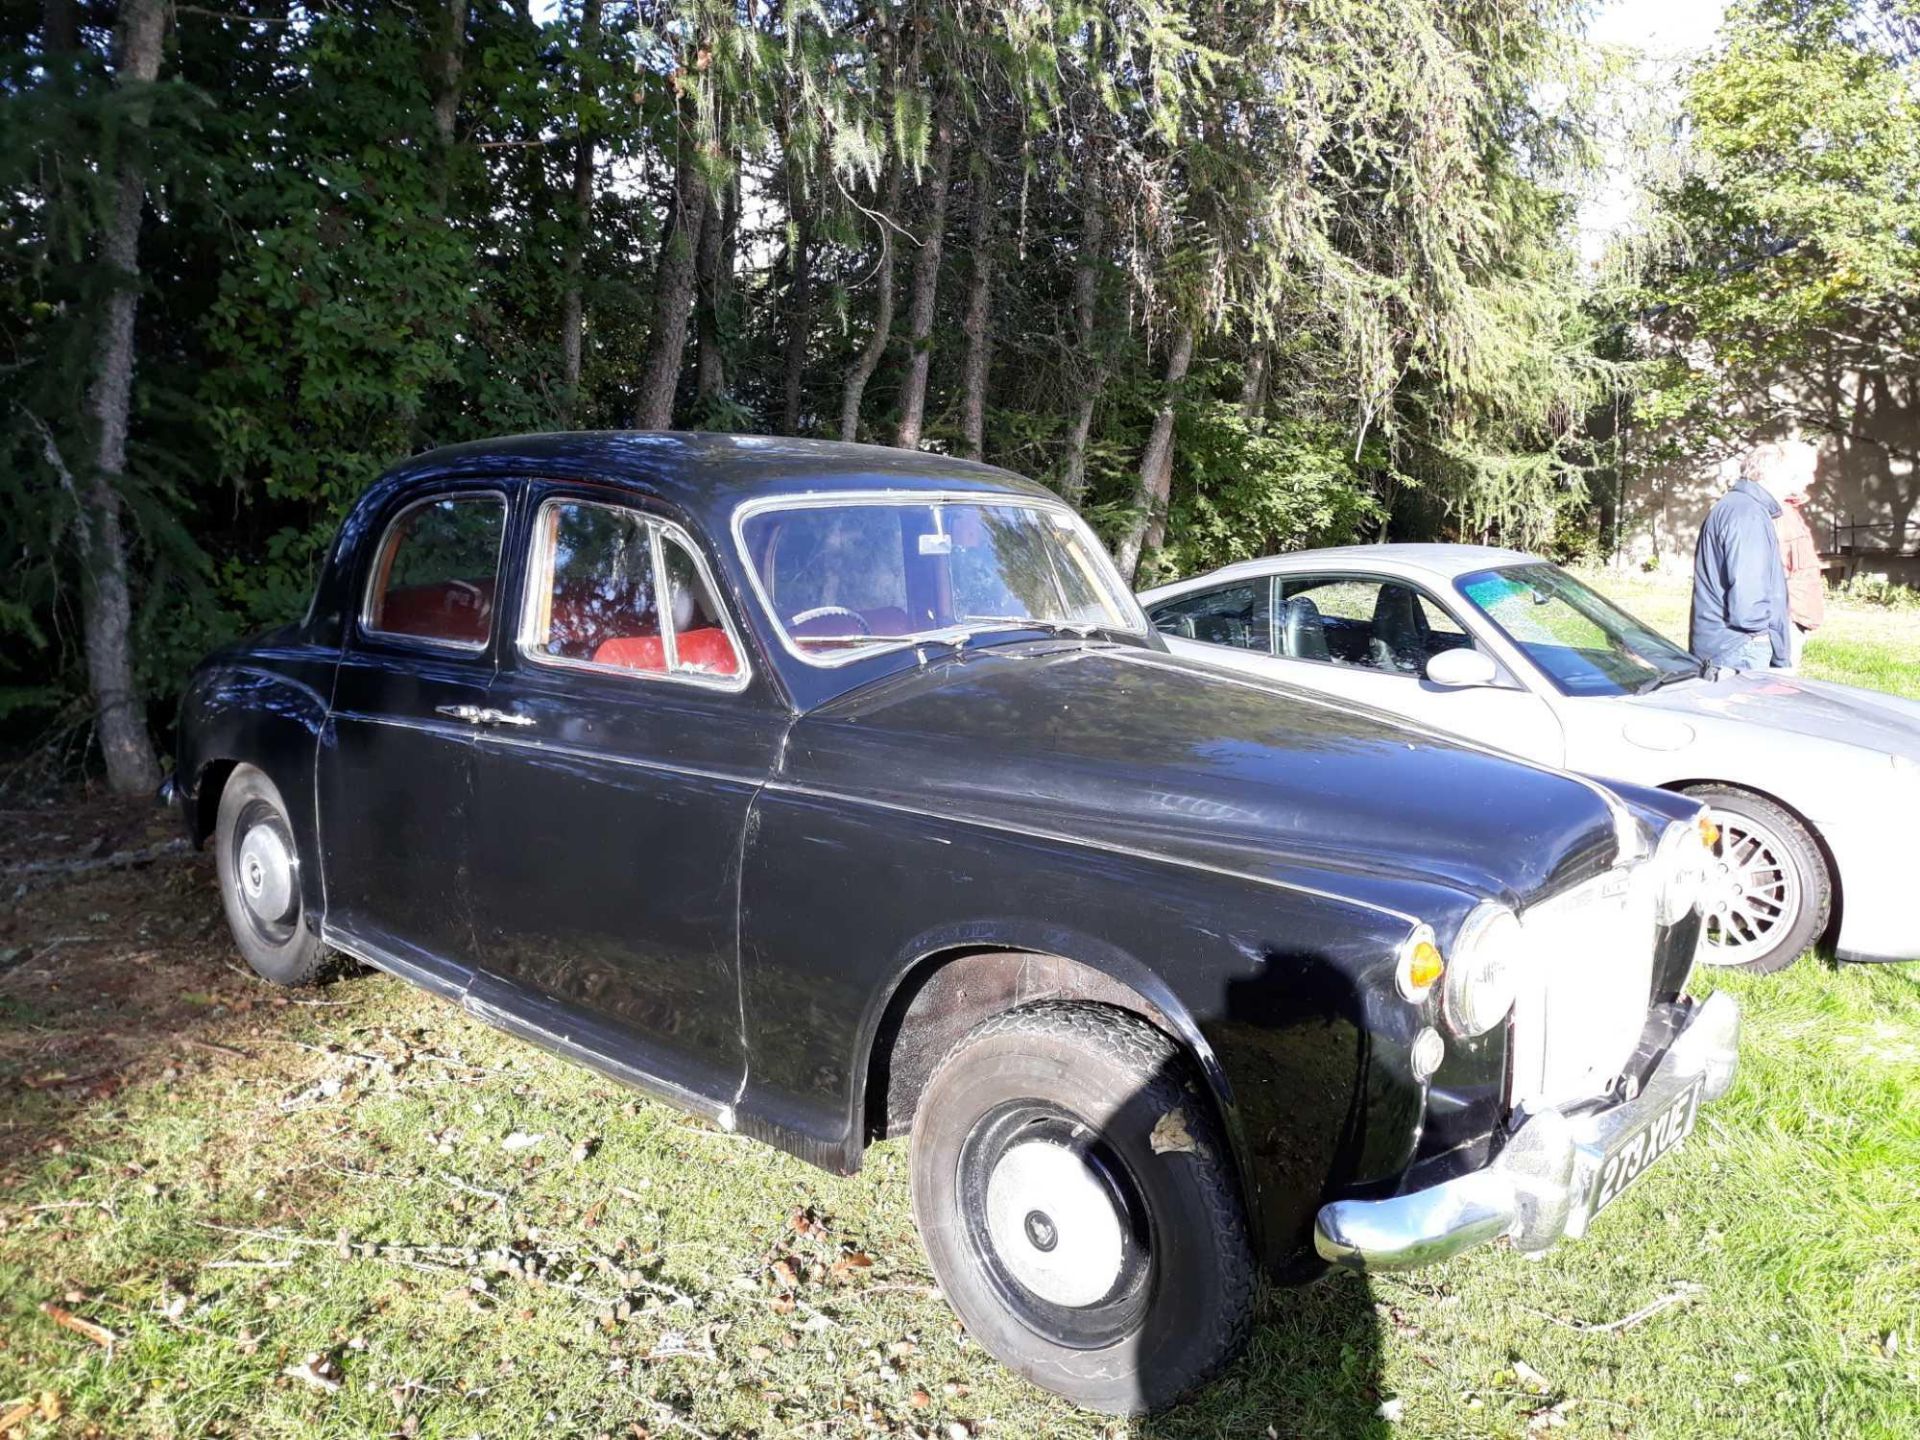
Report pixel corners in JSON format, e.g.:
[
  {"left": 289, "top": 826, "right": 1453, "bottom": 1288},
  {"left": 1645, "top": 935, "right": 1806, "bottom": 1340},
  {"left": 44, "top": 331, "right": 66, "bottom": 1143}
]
[
  {"left": 983, "top": 1140, "right": 1126, "bottom": 1308},
  {"left": 237, "top": 822, "right": 297, "bottom": 925},
  {"left": 1699, "top": 810, "right": 1799, "bottom": 963}
]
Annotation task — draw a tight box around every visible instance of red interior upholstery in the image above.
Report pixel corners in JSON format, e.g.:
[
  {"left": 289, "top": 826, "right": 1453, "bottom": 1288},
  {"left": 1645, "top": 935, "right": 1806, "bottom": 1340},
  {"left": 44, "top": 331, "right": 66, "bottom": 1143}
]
[
  {"left": 375, "top": 579, "right": 496, "bottom": 644},
  {"left": 594, "top": 627, "right": 739, "bottom": 677}
]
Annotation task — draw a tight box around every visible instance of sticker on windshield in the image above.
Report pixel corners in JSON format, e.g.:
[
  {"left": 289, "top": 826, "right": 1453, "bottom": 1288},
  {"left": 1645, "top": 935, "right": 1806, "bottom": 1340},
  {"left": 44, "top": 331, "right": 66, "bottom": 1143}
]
[{"left": 918, "top": 533, "right": 953, "bottom": 556}]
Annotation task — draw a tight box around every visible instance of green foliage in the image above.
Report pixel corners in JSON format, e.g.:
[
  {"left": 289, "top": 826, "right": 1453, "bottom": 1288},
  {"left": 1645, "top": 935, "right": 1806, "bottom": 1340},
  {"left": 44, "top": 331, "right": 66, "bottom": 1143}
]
[{"left": 1151, "top": 399, "right": 1382, "bottom": 584}]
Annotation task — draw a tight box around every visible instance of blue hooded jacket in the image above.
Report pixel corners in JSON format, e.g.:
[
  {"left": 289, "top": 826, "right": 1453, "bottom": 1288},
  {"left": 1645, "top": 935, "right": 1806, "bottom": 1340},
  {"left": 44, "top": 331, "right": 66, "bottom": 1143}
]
[{"left": 1689, "top": 478, "right": 1791, "bottom": 667}]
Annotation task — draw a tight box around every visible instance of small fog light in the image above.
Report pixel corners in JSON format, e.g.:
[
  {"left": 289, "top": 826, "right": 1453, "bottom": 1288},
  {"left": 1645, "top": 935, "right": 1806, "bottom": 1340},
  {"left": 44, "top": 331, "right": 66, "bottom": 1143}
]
[{"left": 1410, "top": 1026, "right": 1445, "bottom": 1081}]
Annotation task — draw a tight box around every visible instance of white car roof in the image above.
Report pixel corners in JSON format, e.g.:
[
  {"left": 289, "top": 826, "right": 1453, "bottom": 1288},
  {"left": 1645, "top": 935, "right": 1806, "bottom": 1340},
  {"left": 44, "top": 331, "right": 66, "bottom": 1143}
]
[{"left": 1137, "top": 543, "right": 1541, "bottom": 600}]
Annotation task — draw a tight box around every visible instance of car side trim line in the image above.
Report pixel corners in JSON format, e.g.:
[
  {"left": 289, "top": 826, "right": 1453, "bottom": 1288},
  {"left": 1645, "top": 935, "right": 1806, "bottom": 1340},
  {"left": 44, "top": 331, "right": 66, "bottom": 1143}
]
[
  {"left": 761, "top": 779, "right": 1420, "bottom": 927},
  {"left": 473, "top": 730, "right": 765, "bottom": 789}
]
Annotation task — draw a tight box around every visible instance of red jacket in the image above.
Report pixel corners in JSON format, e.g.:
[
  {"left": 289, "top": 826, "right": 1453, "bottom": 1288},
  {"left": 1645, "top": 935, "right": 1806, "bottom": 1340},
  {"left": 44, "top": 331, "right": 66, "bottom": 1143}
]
[{"left": 1774, "top": 501, "right": 1825, "bottom": 631}]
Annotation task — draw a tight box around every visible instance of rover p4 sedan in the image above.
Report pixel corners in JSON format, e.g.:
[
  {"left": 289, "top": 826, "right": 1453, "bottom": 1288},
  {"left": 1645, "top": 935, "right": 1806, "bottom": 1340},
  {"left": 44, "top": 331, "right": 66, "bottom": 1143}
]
[{"left": 169, "top": 435, "right": 1740, "bottom": 1412}]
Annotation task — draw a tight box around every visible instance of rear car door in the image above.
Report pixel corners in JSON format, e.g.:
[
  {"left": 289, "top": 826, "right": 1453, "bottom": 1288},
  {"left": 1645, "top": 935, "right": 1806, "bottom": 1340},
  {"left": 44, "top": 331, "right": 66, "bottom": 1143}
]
[
  {"left": 318, "top": 484, "right": 512, "bottom": 982},
  {"left": 1269, "top": 573, "right": 1566, "bottom": 766},
  {"left": 463, "top": 487, "right": 789, "bottom": 1114}
]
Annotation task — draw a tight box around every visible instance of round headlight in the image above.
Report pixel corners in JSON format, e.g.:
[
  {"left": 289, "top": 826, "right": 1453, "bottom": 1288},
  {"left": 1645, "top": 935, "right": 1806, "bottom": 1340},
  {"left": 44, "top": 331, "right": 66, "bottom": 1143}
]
[
  {"left": 1654, "top": 816, "right": 1712, "bottom": 925},
  {"left": 1442, "top": 903, "right": 1523, "bottom": 1037}
]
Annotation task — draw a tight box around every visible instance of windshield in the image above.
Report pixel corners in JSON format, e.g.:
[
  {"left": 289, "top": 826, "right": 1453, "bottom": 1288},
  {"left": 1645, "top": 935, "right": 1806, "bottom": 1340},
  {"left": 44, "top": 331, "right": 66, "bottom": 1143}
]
[
  {"left": 1455, "top": 563, "right": 1701, "bottom": 697},
  {"left": 737, "top": 497, "right": 1146, "bottom": 663}
]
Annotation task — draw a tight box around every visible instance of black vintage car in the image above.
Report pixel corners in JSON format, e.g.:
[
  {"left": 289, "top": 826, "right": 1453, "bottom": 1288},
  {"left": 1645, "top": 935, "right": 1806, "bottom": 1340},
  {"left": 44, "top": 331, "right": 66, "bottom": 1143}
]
[{"left": 169, "top": 433, "right": 1741, "bottom": 1412}]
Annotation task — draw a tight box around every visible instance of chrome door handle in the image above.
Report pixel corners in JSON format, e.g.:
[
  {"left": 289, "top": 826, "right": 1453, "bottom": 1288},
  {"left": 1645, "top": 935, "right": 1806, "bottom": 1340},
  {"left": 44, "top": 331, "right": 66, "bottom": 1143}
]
[
  {"left": 474, "top": 708, "right": 536, "bottom": 728},
  {"left": 435, "top": 704, "right": 483, "bottom": 724}
]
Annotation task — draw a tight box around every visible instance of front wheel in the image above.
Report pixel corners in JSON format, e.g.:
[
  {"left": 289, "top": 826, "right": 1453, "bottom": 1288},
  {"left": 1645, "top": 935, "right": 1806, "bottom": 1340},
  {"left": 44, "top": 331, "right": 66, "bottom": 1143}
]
[
  {"left": 908, "top": 1003, "right": 1254, "bottom": 1414},
  {"left": 214, "top": 763, "right": 332, "bottom": 987},
  {"left": 1687, "top": 785, "right": 1831, "bottom": 973}
]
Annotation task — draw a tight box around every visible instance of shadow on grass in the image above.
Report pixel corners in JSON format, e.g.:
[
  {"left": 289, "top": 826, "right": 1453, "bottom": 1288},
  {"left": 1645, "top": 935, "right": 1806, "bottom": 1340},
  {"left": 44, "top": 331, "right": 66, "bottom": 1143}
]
[
  {"left": 1140, "top": 1271, "right": 1388, "bottom": 1438},
  {"left": 0, "top": 796, "right": 368, "bottom": 1187}
]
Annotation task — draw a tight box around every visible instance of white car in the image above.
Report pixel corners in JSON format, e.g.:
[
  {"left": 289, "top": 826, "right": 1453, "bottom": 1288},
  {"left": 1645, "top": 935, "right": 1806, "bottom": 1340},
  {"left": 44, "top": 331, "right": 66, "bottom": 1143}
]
[{"left": 1139, "top": 544, "right": 1920, "bottom": 974}]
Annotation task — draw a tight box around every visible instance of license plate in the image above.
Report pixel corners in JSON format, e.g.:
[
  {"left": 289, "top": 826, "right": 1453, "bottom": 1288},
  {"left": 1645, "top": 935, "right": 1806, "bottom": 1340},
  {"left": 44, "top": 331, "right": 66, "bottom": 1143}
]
[{"left": 1590, "top": 1077, "right": 1705, "bottom": 1215}]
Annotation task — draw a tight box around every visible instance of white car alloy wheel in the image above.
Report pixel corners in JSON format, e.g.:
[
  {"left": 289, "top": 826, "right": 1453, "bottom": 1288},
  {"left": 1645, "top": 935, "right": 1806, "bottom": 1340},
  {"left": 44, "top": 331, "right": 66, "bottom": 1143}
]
[{"left": 1688, "top": 786, "right": 1831, "bottom": 973}]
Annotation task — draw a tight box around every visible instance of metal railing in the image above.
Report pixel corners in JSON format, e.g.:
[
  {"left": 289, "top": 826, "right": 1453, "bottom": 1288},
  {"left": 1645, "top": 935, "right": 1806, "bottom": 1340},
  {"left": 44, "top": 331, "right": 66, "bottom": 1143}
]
[{"left": 1827, "top": 516, "right": 1919, "bottom": 557}]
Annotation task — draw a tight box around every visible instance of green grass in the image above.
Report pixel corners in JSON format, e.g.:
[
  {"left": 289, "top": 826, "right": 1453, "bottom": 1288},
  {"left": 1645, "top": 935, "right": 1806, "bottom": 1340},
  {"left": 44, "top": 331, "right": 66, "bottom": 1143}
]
[{"left": 2, "top": 572, "right": 1916, "bottom": 1439}]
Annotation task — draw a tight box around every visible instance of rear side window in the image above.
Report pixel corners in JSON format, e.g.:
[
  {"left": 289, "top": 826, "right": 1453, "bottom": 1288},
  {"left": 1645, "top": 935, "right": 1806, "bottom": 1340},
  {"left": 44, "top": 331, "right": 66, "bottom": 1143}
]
[
  {"left": 363, "top": 494, "right": 506, "bottom": 648},
  {"left": 1148, "top": 581, "right": 1273, "bottom": 652},
  {"left": 523, "top": 499, "right": 745, "bottom": 687}
]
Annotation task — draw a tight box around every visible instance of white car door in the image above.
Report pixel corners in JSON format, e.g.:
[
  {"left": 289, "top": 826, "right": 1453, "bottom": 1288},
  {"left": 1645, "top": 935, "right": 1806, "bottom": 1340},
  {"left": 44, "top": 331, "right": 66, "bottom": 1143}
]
[{"left": 1154, "top": 572, "right": 1566, "bottom": 767}]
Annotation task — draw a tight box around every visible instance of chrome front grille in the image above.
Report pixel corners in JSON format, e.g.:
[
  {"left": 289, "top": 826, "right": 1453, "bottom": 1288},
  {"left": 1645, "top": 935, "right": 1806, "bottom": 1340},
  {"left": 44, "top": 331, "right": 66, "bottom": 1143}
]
[{"left": 1508, "top": 864, "right": 1660, "bottom": 1111}]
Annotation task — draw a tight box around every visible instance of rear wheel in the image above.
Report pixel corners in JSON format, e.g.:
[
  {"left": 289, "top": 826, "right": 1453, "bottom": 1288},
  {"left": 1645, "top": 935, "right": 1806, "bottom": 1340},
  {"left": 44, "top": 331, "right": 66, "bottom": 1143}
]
[
  {"left": 908, "top": 1002, "right": 1254, "bottom": 1414},
  {"left": 214, "top": 764, "right": 331, "bottom": 987},
  {"left": 1687, "top": 785, "right": 1830, "bottom": 974}
]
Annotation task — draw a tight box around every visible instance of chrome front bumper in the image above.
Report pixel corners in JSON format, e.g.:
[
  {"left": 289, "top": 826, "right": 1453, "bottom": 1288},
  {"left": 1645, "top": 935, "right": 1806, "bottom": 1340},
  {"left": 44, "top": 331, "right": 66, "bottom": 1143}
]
[{"left": 1314, "top": 990, "right": 1741, "bottom": 1272}]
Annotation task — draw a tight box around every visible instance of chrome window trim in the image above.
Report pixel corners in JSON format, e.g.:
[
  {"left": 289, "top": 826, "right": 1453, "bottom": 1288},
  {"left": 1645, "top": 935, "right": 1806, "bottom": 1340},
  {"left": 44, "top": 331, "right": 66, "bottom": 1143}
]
[
  {"left": 358, "top": 489, "right": 510, "bottom": 654},
  {"left": 728, "top": 488, "right": 1150, "bottom": 670},
  {"left": 517, "top": 495, "right": 753, "bottom": 696}
]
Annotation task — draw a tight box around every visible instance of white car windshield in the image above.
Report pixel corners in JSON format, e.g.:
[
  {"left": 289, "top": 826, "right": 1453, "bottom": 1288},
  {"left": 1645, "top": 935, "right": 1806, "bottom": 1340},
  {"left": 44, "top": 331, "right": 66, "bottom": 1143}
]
[
  {"left": 1457, "top": 563, "right": 1704, "bottom": 697},
  {"left": 738, "top": 497, "right": 1146, "bottom": 663}
]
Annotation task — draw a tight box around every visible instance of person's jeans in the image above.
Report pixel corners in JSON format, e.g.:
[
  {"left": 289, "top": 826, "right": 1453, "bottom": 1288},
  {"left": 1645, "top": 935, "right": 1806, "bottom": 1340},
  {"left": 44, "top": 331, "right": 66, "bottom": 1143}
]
[{"left": 1721, "top": 632, "right": 1773, "bottom": 671}]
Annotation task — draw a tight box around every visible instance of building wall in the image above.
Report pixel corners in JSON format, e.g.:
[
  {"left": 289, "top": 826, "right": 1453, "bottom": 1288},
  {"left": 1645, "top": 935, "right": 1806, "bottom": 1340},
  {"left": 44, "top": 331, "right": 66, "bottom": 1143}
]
[{"left": 1615, "top": 371, "right": 1920, "bottom": 587}]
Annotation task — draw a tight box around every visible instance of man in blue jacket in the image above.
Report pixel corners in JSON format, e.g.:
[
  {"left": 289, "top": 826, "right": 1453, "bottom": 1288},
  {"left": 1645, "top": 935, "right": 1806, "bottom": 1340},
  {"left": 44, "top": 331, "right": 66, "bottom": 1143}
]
[{"left": 1689, "top": 440, "right": 1815, "bottom": 670}]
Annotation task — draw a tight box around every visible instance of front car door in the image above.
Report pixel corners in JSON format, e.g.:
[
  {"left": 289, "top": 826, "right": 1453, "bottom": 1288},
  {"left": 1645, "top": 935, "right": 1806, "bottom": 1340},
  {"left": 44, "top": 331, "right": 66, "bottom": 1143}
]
[
  {"left": 1268, "top": 572, "right": 1565, "bottom": 766},
  {"left": 462, "top": 486, "right": 789, "bottom": 1118},
  {"left": 318, "top": 484, "right": 513, "bottom": 984}
]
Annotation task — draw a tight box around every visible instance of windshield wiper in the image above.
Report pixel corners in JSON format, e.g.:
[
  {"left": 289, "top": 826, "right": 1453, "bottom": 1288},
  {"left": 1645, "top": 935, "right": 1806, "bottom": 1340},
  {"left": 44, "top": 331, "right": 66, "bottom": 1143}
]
[
  {"left": 1636, "top": 661, "right": 1705, "bottom": 695},
  {"left": 958, "top": 616, "right": 1138, "bottom": 641}
]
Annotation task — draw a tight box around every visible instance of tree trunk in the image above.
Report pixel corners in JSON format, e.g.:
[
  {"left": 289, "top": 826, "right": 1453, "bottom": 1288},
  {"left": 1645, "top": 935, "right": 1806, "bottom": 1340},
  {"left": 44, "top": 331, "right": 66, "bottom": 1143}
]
[
  {"left": 893, "top": 106, "right": 955, "bottom": 450},
  {"left": 838, "top": 154, "right": 903, "bottom": 442},
  {"left": 78, "top": 0, "right": 168, "bottom": 795},
  {"left": 559, "top": 0, "right": 603, "bottom": 416},
  {"left": 779, "top": 161, "right": 816, "bottom": 435},
  {"left": 633, "top": 105, "right": 709, "bottom": 430},
  {"left": 694, "top": 175, "right": 732, "bottom": 404},
  {"left": 1113, "top": 321, "right": 1195, "bottom": 582},
  {"left": 1240, "top": 345, "right": 1268, "bottom": 421},
  {"left": 959, "top": 159, "right": 995, "bottom": 462},
  {"left": 43, "top": 0, "right": 79, "bottom": 57},
  {"left": 429, "top": 0, "right": 467, "bottom": 209},
  {"left": 1059, "top": 166, "right": 1106, "bottom": 505}
]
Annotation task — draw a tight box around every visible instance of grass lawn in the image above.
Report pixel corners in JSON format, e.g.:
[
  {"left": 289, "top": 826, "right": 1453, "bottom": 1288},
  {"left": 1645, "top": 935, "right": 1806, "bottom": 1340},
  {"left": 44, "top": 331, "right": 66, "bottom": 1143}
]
[{"left": 3, "top": 571, "right": 1916, "bottom": 1439}]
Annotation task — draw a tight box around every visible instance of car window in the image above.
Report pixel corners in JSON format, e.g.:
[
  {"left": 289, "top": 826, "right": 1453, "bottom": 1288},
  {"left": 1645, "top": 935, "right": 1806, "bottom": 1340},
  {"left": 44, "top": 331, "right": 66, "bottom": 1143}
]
[
  {"left": 1277, "top": 575, "right": 1472, "bottom": 675},
  {"left": 738, "top": 497, "right": 1143, "bottom": 663},
  {"left": 1148, "top": 582, "right": 1273, "bottom": 652},
  {"left": 660, "top": 531, "right": 744, "bottom": 680},
  {"left": 523, "top": 499, "right": 743, "bottom": 686},
  {"left": 363, "top": 493, "right": 506, "bottom": 648},
  {"left": 1418, "top": 594, "right": 1467, "bottom": 639}
]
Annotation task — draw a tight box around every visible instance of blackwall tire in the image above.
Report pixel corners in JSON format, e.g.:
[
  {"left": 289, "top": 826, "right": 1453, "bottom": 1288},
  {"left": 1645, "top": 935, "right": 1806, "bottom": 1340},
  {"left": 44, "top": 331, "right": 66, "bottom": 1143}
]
[
  {"left": 1688, "top": 785, "right": 1831, "bottom": 974},
  {"left": 214, "top": 763, "right": 331, "bottom": 987},
  {"left": 908, "top": 1002, "right": 1254, "bottom": 1414}
]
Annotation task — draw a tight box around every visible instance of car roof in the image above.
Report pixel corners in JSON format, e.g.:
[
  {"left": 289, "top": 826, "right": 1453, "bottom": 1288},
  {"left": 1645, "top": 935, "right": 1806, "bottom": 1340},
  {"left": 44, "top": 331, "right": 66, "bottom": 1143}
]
[
  {"left": 384, "top": 431, "right": 1057, "bottom": 524},
  {"left": 1139, "top": 543, "right": 1541, "bottom": 597}
]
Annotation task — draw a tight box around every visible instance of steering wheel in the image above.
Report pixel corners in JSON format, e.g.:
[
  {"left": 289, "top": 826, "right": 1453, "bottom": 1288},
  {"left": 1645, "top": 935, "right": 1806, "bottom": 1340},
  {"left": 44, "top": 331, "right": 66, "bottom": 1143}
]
[
  {"left": 445, "top": 579, "right": 484, "bottom": 610},
  {"left": 790, "top": 605, "right": 872, "bottom": 636}
]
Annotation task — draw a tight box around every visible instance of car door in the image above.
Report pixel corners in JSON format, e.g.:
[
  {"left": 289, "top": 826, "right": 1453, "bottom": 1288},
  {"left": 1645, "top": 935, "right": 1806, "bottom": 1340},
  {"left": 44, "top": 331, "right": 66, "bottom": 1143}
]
[
  {"left": 1267, "top": 572, "right": 1565, "bottom": 767},
  {"left": 463, "top": 487, "right": 789, "bottom": 1114},
  {"left": 318, "top": 484, "right": 513, "bottom": 983}
]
